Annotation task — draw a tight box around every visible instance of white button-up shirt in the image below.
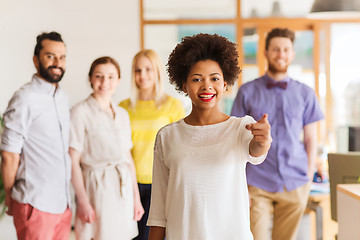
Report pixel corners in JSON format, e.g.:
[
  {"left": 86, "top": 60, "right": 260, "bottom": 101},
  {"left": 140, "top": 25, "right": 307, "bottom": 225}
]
[{"left": 1, "top": 74, "right": 71, "bottom": 214}]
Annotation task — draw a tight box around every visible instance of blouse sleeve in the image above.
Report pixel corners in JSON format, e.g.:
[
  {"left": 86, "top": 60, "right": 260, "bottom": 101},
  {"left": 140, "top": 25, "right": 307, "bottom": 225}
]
[
  {"left": 147, "top": 130, "right": 169, "bottom": 227},
  {"left": 238, "top": 116, "right": 266, "bottom": 165},
  {"left": 69, "top": 105, "right": 86, "bottom": 153}
]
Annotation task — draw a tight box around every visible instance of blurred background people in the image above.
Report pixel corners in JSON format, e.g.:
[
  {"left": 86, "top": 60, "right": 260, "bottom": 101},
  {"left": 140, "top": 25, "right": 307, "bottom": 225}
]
[
  {"left": 231, "top": 28, "right": 324, "bottom": 240},
  {"left": 1, "top": 31, "right": 72, "bottom": 239},
  {"left": 119, "top": 49, "right": 185, "bottom": 240},
  {"left": 70, "top": 56, "right": 144, "bottom": 240}
]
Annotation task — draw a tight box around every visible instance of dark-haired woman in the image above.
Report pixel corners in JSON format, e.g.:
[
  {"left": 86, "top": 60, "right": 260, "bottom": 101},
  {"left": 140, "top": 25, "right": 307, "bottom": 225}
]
[
  {"left": 70, "top": 57, "right": 144, "bottom": 240},
  {"left": 147, "top": 34, "right": 272, "bottom": 240}
]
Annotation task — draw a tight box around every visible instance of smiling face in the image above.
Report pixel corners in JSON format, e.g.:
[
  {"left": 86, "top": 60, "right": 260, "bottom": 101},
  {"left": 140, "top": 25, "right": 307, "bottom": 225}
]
[
  {"left": 183, "top": 59, "right": 227, "bottom": 111},
  {"left": 33, "top": 39, "right": 66, "bottom": 84},
  {"left": 265, "top": 37, "right": 294, "bottom": 74},
  {"left": 134, "top": 55, "right": 158, "bottom": 93},
  {"left": 89, "top": 63, "right": 120, "bottom": 99}
]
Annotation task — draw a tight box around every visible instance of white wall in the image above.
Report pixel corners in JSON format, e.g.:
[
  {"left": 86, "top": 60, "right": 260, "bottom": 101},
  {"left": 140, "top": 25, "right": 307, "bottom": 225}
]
[{"left": 0, "top": 0, "right": 140, "bottom": 112}]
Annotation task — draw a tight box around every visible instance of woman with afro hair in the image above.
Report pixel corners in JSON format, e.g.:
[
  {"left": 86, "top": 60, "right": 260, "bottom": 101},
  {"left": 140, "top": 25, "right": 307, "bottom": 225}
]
[{"left": 147, "top": 33, "right": 272, "bottom": 240}]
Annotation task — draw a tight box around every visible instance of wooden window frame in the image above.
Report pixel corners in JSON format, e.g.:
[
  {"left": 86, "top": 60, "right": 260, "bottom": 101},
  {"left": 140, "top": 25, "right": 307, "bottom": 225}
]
[{"left": 139, "top": 0, "right": 360, "bottom": 147}]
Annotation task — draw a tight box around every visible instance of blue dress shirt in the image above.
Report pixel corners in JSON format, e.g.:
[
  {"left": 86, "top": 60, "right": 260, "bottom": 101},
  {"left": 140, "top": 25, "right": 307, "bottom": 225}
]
[{"left": 231, "top": 74, "right": 324, "bottom": 192}]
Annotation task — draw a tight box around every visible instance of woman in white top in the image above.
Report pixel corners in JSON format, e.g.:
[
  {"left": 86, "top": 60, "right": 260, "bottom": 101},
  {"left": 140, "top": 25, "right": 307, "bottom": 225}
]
[
  {"left": 147, "top": 34, "right": 272, "bottom": 240},
  {"left": 70, "top": 56, "right": 144, "bottom": 240}
]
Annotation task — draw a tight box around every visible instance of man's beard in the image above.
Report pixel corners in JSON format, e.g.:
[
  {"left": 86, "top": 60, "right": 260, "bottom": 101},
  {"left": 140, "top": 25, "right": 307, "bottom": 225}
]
[
  {"left": 268, "top": 61, "right": 288, "bottom": 74},
  {"left": 38, "top": 61, "right": 65, "bottom": 83}
]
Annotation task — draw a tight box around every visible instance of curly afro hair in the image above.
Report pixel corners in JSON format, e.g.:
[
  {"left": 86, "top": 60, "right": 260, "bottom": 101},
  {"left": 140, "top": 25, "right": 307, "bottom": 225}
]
[{"left": 167, "top": 33, "right": 240, "bottom": 93}]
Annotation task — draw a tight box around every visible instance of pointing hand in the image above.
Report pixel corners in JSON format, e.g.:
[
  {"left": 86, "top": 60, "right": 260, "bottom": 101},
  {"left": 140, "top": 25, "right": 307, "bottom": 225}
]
[{"left": 246, "top": 114, "right": 272, "bottom": 147}]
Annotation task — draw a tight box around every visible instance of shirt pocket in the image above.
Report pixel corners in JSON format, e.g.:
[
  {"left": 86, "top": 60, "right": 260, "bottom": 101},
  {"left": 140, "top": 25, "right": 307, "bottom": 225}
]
[{"left": 285, "top": 106, "right": 304, "bottom": 130}]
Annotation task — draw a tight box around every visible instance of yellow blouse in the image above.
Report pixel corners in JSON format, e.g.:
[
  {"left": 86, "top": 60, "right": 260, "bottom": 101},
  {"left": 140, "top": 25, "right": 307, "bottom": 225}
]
[{"left": 119, "top": 95, "right": 185, "bottom": 184}]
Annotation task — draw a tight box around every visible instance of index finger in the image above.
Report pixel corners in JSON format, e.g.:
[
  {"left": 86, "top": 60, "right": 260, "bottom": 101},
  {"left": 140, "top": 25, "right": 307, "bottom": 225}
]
[{"left": 257, "top": 114, "right": 269, "bottom": 123}]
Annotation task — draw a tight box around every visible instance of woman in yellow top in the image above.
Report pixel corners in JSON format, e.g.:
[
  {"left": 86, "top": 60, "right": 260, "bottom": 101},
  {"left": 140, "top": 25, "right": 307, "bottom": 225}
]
[{"left": 119, "top": 49, "right": 185, "bottom": 240}]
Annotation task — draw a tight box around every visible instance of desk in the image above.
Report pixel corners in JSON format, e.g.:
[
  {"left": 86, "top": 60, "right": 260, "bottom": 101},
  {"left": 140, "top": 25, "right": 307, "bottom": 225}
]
[{"left": 337, "top": 184, "right": 360, "bottom": 240}]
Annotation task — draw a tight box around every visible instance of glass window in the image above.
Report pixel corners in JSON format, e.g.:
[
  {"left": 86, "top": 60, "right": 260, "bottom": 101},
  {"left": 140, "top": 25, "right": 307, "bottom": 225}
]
[
  {"left": 243, "top": 28, "right": 259, "bottom": 84},
  {"left": 144, "top": 24, "right": 237, "bottom": 114},
  {"left": 144, "top": 24, "right": 236, "bottom": 64},
  {"left": 241, "top": 0, "right": 315, "bottom": 18},
  {"left": 144, "top": 0, "right": 236, "bottom": 20},
  {"left": 290, "top": 30, "right": 315, "bottom": 89},
  {"left": 330, "top": 23, "right": 360, "bottom": 128}
]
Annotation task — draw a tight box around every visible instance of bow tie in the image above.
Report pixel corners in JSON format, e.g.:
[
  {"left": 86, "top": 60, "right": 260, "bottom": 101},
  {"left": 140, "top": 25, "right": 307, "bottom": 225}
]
[{"left": 266, "top": 81, "right": 288, "bottom": 89}]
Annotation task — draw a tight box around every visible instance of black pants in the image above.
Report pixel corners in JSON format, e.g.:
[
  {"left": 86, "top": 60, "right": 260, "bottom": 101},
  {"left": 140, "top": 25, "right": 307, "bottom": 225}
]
[{"left": 134, "top": 183, "right": 152, "bottom": 240}]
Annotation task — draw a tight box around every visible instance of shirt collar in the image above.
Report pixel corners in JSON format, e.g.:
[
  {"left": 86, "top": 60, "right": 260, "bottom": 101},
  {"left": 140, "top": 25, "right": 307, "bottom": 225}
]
[
  {"left": 86, "top": 94, "right": 117, "bottom": 116},
  {"left": 32, "top": 74, "right": 59, "bottom": 95},
  {"left": 264, "top": 73, "right": 290, "bottom": 84}
]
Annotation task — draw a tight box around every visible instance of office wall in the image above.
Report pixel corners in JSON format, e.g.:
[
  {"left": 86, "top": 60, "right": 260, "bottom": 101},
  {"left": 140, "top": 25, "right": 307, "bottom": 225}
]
[{"left": 0, "top": 0, "right": 140, "bottom": 112}]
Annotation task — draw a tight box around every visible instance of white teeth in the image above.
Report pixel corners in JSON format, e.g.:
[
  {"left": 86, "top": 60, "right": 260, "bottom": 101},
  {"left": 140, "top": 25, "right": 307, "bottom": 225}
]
[
  {"left": 200, "top": 95, "right": 214, "bottom": 99},
  {"left": 51, "top": 69, "right": 61, "bottom": 74}
]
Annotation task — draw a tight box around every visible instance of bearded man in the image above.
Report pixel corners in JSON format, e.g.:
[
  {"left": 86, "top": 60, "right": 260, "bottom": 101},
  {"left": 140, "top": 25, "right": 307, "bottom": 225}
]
[
  {"left": 231, "top": 28, "right": 324, "bottom": 240},
  {"left": 1, "top": 32, "right": 72, "bottom": 240}
]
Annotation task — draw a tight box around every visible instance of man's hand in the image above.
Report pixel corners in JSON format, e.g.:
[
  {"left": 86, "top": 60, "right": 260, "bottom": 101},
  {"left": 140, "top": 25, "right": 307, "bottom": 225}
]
[
  {"left": 4, "top": 190, "right": 13, "bottom": 215},
  {"left": 1, "top": 151, "right": 20, "bottom": 216}
]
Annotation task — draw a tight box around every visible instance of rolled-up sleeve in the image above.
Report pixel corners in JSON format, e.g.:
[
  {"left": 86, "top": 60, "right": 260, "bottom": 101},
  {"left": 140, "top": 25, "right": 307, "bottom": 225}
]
[
  {"left": 1, "top": 94, "right": 31, "bottom": 153},
  {"left": 69, "top": 106, "right": 86, "bottom": 153}
]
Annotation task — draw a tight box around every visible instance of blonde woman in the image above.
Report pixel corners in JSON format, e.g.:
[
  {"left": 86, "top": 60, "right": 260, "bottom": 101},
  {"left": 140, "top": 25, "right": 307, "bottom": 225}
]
[
  {"left": 70, "top": 56, "right": 144, "bottom": 240},
  {"left": 119, "top": 49, "right": 185, "bottom": 240}
]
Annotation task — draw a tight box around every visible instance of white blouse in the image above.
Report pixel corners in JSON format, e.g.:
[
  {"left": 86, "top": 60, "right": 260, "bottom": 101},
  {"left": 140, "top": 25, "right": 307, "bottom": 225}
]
[
  {"left": 70, "top": 95, "right": 137, "bottom": 240},
  {"left": 147, "top": 116, "right": 266, "bottom": 240}
]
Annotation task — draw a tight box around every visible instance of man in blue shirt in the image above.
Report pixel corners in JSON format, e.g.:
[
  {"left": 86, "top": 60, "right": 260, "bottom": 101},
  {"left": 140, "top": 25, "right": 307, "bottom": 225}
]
[{"left": 231, "top": 28, "right": 324, "bottom": 240}]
